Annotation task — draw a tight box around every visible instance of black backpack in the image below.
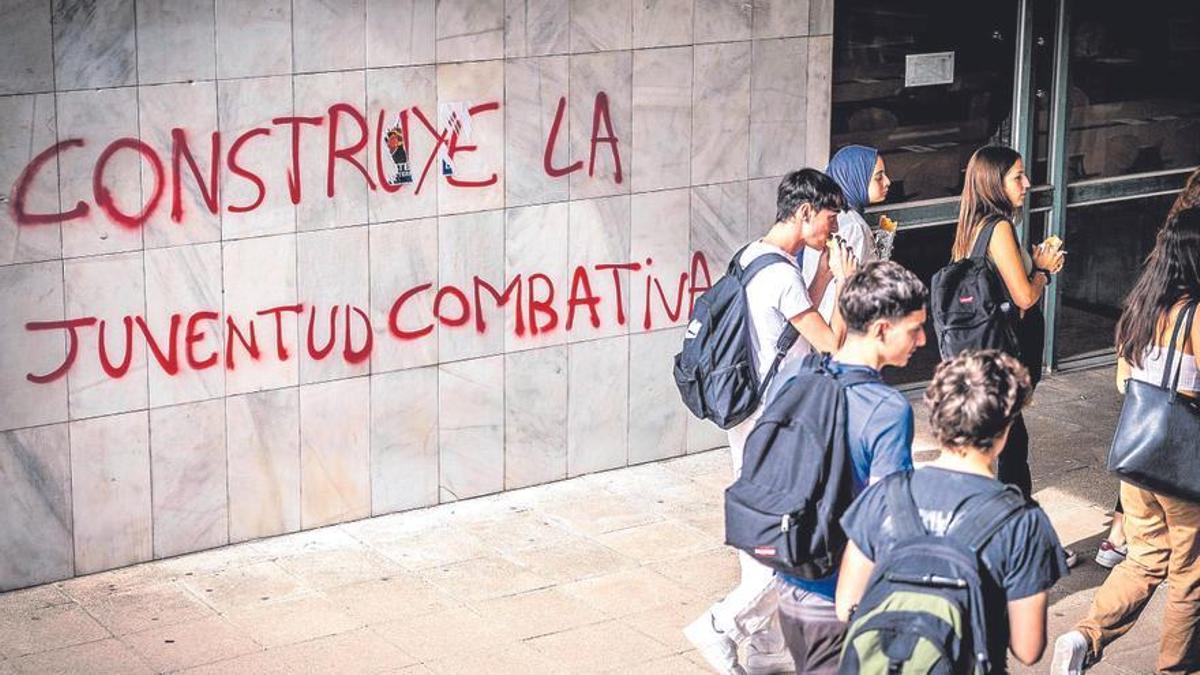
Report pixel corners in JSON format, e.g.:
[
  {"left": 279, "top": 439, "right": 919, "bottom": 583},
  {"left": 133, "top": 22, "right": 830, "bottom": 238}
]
[
  {"left": 673, "top": 245, "right": 800, "bottom": 430},
  {"left": 839, "top": 472, "right": 1026, "bottom": 675},
  {"left": 930, "top": 218, "right": 1020, "bottom": 360},
  {"left": 724, "top": 354, "right": 878, "bottom": 578}
]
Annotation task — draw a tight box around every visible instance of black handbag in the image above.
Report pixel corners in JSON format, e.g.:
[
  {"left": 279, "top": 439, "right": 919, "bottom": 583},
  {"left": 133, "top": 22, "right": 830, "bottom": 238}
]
[{"left": 1108, "top": 300, "right": 1200, "bottom": 502}]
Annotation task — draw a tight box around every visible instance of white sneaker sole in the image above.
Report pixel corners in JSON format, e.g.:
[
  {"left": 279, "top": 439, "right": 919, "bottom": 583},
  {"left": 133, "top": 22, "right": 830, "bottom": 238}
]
[{"left": 1094, "top": 548, "right": 1126, "bottom": 569}]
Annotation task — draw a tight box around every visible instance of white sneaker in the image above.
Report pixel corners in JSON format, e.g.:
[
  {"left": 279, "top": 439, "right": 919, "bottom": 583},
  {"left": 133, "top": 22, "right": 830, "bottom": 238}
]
[
  {"left": 1051, "top": 630, "right": 1089, "bottom": 675},
  {"left": 744, "top": 643, "right": 795, "bottom": 675},
  {"left": 684, "top": 611, "right": 746, "bottom": 675},
  {"left": 1094, "top": 540, "right": 1128, "bottom": 569}
]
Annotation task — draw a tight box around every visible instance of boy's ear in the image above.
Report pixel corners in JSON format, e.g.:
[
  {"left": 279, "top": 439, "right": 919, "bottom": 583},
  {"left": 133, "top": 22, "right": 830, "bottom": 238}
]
[
  {"left": 793, "top": 202, "right": 813, "bottom": 223},
  {"left": 870, "top": 318, "right": 889, "bottom": 341}
]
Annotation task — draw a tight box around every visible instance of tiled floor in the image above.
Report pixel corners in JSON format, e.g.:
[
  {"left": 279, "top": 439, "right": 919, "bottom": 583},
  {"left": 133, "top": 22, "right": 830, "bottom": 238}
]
[{"left": 0, "top": 366, "right": 1168, "bottom": 673}]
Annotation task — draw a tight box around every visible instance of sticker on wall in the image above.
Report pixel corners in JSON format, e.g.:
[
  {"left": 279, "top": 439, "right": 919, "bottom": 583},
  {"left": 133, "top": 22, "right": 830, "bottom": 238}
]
[
  {"left": 383, "top": 113, "right": 413, "bottom": 186},
  {"left": 438, "top": 101, "right": 473, "bottom": 176}
]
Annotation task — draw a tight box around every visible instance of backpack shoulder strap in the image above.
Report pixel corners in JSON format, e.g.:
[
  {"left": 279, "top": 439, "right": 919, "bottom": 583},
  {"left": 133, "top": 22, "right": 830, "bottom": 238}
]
[
  {"left": 727, "top": 243, "right": 753, "bottom": 276},
  {"left": 884, "top": 472, "right": 926, "bottom": 540},
  {"left": 969, "top": 216, "right": 1004, "bottom": 260},
  {"left": 741, "top": 251, "right": 796, "bottom": 283},
  {"left": 948, "top": 485, "right": 1027, "bottom": 554}
]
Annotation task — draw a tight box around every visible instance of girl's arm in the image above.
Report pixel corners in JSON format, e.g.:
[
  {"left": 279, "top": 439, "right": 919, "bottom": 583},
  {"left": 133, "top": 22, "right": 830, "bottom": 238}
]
[{"left": 988, "top": 220, "right": 1048, "bottom": 311}]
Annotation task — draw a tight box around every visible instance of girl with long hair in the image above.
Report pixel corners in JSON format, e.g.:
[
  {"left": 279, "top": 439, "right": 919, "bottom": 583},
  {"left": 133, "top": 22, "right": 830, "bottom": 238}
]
[
  {"left": 1053, "top": 208, "right": 1200, "bottom": 674},
  {"left": 1095, "top": 167, "right": 1200, "bottom": 569},
  {"left": 950, "top": 145, "right": 1064, "bottom": 499}
]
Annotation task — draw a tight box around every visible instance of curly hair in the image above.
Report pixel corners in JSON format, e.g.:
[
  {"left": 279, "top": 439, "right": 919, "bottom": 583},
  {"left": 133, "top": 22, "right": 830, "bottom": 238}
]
[{"left": 924, "top": 350, "right": 1033, "bottom": 453}]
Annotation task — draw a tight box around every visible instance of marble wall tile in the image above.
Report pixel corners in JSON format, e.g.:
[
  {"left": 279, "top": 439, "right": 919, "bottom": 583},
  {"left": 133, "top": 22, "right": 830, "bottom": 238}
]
[
  {"left": 810, "top": 0, "right": 833, "bottom": 35},
  {"left": 631, "top": 47, "right": 692, "bottom": 193},
  {"left": 505, "top": 56, "right": 570, "bottom": 208},
  {"left": 752, "top": 0, "right": 810, "bottom": 39},
  {"left": 70, "top": 411, "right": 152, "bottom": 575},
  {"left": 436, "top": 60, "right": 505, "bottom": 215},
  {"left": 226, "top": 387, "right": 301, "bottom": 543},
  {"left": 369, "top": 218, "right": 439, "bottom": 372},
  {"left": 439, "top": 210, "right": 505, "bottom": 361},
  {"left": 293, "top": 0, "right": 366, "bottom": 72},
  {"left": 214, "top": 0, "right": 291, "bottom": 79},
  {"left": 568, "top": 195, "right": 631, "bottom": 342},
  {"left": 748, "top": 176, "right": 780, "bottom": 233},
  {"left": 693, "top": 42, "right": 751, "bottom": 185},
  {"left": 0, "top": 262, "right": 68, "bottom": 431},
  {"left": 631, "top": 189, "right": 690, "bottom": 332},
  {"left": 64, "top": 252, "right": 148, "bottom": 419},
  {"left": 686, "top": 411, "right": 728, "bottom": 453},
  {"left": 366, "top": 66, "right": 439, "bottom": 223},
  {"left": 57, "top": 88, "right": 142, "bottom": 258},
  {"left": 149, "top": 399, "right": 228, "bottom": 559},
  {"left": 694, "top": 0, "right": 751, "bottom": 43},
  {"left": 750, "top": 38, "right": 808, "bottom": 178},
  {"left": 569, "top": 51, "right": 632, "bottom": 199},
  {"left": 300, "top": 377, "right": 371, "bottom": 528},
  {"left": 505, "top": 202, "right": 569, "bottom": 352},
  {"left": 222, "top": 234, "right": 299, "bottom": 395},
  {"left": 0, "top": 424, "right": 73, "bottom": 591},
  {"left": 53, "top": 0, "right": 136, "bottom": 89},
  {"left": 567, "top": 336, "right": 628, "bottom": 475},
  {"left": 139, "top": 82, "right": 222, "bottom": 249},
  {"left": 144, "top": 243, "right": 224, "bottom": 407},
  {"left": 632, "top": 0, "right": 693, "bottom": 48},
  {"left": 504, "top": 0, "right": 569, "bottom": 57},
  {"left": 294, "top": 71, "right": 370, "bottom": 232},
  {"left": 370, "top": 366, "right": 438, "bottom": 514},
  {"left": 691, "top": 181, "right": 749, "bottom": 269},
  {"left": 438, "top": 356, "right": 504, "bottom": 501},
  {"left": 0, "top": 94, "right": 61, "bottom": 264},
  {"left": 570, "top": 0, "right": 631, "bottom": 52},
  {"left": 297, "top": 227, "right": 370, "bottom": 384},
  {"left": 628, "top": 327, "right": 686, "bottom": 463},
  {"left": 136, "top": 0, "right": 216, "bottom": 85},
  {"left": 806, "top": 35, "right": 833, "bottom": 168},
  {"left": 367, "top": 0, "right": 436, "bottom": 67},
  {"left": 0, "top": 0, "right": 53, "bottom": 94},
  {"left": 505, "top": 346, "right": 567, "bottom": 489},
  {"left": 436, "top": 0, "right": 504, "bottom": 62},
  {"left": 217, "top": 76, "right": 296, "bottom": 239}
]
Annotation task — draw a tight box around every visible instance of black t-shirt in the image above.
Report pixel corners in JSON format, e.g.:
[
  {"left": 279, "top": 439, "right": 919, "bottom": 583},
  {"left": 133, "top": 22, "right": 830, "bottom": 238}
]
[{"left": 841, "top": 467, "right": 1069, "bottom": 672}]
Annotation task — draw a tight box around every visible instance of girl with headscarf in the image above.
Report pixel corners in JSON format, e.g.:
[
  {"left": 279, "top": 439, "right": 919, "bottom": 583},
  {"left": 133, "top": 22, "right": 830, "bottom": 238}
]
[{"left": 804, "top": 145, "right": 892, "bottom": 321}]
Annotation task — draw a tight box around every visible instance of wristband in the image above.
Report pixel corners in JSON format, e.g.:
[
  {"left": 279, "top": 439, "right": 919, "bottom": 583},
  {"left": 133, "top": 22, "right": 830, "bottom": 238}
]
[{"left": 1034, "top": 268, "right": 1053, "bottom": 283}]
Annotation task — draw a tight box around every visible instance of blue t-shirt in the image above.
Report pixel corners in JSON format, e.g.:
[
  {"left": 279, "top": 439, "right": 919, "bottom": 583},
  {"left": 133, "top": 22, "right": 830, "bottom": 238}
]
[
  {"left": 777, "top": 360, "right": 914, "bottom": 598},
  {"left": 841, "top": 468, "right": 1069, "bottom": 672}
]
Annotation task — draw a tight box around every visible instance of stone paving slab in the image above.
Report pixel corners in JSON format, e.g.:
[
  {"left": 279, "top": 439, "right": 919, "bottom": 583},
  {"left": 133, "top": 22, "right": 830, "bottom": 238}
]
[{"left": 0, "top": 366, "right": 1168, "bottom": 673}]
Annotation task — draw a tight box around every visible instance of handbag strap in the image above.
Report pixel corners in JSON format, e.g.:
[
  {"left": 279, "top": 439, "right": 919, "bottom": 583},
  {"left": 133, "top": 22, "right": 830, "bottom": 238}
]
[{"left": 1163, "top": 300, "right": 1199, "bottom": 394}]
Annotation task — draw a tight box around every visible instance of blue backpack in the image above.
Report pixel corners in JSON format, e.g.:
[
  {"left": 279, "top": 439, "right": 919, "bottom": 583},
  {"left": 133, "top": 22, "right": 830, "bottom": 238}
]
[
  {"left": 839, "top": 472, "right": 1026, "bottom": 675},
  {"left": 673, "top": 245, "right": 800, "bottom": 429}
]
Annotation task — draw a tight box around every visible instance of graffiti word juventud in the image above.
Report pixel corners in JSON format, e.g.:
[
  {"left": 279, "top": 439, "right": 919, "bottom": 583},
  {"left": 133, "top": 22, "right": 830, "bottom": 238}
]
[
  {"left": 10, "top": 94, "right": 622, "bottom": 228},
  {"left": 24, "top": 252, "right": 712, "bottom": 384}
]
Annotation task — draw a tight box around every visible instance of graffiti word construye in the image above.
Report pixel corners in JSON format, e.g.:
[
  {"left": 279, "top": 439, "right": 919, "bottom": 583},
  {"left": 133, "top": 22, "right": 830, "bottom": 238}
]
[
  {"left": 10, "top": 94, "right": 621, "bottom": 228},
  {"left": 24, "top": 254, "right": 712, "bottom": 384}
]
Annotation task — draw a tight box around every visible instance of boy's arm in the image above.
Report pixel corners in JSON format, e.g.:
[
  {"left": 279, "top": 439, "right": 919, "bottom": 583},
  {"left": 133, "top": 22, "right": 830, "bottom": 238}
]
[
  {"left": 835, "top": 540, "right": 874, "bottom": 622},
  {"left": 790, "top": 308, "right": 840, "bottom": 354},
  {"left": 1006, "top": 591, "right": 1049, "bottom": 665}
]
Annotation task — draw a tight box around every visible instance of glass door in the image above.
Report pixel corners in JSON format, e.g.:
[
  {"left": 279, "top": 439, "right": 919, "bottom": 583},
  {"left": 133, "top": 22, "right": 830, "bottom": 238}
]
[{"left": 831, "top": 0, "right": 1200, "bottom": 387}]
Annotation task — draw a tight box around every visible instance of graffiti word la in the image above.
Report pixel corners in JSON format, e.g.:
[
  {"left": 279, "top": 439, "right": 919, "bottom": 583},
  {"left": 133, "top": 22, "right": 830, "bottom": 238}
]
[{"left": 10, "top": 93, "right": 622, "bottom": 229}]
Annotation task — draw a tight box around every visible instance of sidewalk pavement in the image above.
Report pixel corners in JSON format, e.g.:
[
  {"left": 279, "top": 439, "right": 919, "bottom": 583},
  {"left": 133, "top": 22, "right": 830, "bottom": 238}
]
[{"left": 0, "top": 366, "right": 1166, "bottom": 674}]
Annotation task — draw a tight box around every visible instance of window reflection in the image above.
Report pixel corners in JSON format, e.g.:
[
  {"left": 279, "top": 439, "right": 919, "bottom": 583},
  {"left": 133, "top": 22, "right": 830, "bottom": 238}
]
[
  {"left": 1065, "top": 1, "right": 1200, "bottom": 180},
  {"left": 832, "top": 0, "right": 1016, "bottom": 204},
  {"left": 1055, "top": 194, "right": 1176, "bottom": 360}
]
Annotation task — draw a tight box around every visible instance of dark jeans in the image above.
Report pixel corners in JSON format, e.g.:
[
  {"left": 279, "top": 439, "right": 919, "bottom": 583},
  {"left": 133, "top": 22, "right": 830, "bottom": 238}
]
[{"left": 998, "top": 412, "right": 1033, "bottom": 498}]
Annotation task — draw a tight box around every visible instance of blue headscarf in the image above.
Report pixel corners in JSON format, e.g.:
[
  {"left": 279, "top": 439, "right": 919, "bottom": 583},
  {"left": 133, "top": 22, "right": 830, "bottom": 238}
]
[{"left": 825, "top": 145, "right": 879, "bottom": 212}]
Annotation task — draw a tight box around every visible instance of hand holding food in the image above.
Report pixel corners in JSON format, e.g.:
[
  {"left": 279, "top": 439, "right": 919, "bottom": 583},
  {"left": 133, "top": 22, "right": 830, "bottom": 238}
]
[
  {"left": 1034, "top": 235, "right": 1066, "bottom": 274},
  {"left": 828, "top": 235, "right": 858, "bottom": 281},
  {"left": 874, "top": 214, "right": 898, "bottom": 260}
]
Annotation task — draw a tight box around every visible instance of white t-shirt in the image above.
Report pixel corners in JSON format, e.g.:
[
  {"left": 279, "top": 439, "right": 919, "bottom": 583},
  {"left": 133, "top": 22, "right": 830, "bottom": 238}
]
[
  {"left": 802, "top": 210, "right": 878, "bottom": 322},
  {"left": 738, "top": 241, "right": 815, "bottom": 382}
]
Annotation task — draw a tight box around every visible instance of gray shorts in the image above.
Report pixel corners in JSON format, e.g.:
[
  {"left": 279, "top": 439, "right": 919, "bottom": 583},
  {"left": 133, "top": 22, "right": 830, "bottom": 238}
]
[{"left": 774, "top": 579, "right": 847, "bottom": 674}]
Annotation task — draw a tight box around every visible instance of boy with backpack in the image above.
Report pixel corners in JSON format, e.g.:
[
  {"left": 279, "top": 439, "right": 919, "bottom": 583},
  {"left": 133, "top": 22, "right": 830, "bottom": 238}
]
[
  {"left": 835, "top": 350, "right": 1070, "bottom": 674},
  {"left": 748, "top": 260, "right": 931, "bottom": 673},
  {"left": 683, "top": 169, "right": 854, "bottom": 674}
]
